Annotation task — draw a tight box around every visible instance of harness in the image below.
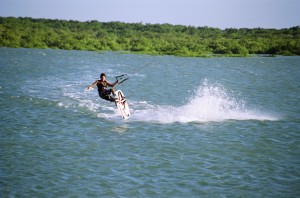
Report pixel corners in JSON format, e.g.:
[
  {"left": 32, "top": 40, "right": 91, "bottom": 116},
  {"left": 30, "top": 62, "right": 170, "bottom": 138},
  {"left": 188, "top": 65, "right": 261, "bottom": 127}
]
[
  {"left": 97, "top": 80, "right": 107, "bottom": 93},
  {"left": 96, "top": 80, "right": 114, "bottom": 101}
]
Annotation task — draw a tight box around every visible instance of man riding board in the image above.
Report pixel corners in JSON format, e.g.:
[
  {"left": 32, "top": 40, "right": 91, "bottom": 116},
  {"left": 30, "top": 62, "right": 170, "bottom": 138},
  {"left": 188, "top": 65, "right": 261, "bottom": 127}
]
[{"left": 87, "top": 73, "right": 118, "bottom": 103}]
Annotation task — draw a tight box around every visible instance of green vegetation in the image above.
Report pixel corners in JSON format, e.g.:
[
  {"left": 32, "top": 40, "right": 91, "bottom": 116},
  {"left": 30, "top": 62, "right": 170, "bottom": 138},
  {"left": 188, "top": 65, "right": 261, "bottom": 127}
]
[{"left": 1, "top": 17, "right": 299, "bottom": 57}]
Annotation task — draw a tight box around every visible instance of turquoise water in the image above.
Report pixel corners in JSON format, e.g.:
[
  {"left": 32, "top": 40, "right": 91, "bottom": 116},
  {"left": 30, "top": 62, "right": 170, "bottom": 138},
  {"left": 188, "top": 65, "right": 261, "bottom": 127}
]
[{"left": 1, "top": 48, "right": 299, "bottom": 197}]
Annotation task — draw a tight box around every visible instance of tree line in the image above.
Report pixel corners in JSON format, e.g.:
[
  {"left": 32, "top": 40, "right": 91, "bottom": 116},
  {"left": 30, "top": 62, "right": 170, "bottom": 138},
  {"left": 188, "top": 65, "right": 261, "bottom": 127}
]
[{"left": 0, "top": 17, "right": 299, "bottom": 57}]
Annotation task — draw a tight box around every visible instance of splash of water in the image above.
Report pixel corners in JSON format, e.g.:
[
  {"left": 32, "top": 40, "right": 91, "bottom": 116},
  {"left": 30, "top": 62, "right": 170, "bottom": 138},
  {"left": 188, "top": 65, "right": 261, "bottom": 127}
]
[
  {"left": 131, "top": 81, "right": 277, "bottom": 123},
  {"left": 59, "top": 80, "right": 277, "bottom": 123}
]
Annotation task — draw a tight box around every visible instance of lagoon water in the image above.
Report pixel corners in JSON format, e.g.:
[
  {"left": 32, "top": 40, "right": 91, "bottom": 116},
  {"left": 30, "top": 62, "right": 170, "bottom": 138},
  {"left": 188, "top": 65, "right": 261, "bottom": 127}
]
[{"left": 1, "top": 48, "right": 299, "bottom": 197}]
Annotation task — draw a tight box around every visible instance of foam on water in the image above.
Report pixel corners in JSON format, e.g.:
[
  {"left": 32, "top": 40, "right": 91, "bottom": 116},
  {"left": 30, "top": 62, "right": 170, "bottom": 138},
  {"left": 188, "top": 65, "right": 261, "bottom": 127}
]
[
  {"left": 131, "top": 81, "right": 278, "bottom": 123},
  {"left": 27, "top": 77, "right": 277, "bottom": 123}
]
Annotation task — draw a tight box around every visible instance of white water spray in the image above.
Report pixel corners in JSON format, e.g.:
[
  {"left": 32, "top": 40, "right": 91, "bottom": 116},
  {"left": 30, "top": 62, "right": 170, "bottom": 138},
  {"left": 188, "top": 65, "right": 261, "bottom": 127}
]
[{"left": 131, "top": 81, "right": 277, "bottom": 123}]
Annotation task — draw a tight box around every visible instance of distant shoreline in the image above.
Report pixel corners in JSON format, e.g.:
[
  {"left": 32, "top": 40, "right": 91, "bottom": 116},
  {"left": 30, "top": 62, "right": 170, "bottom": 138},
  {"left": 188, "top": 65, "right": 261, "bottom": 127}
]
[{"left": 1, "top": 17, "right": 299, "bottom": 57}]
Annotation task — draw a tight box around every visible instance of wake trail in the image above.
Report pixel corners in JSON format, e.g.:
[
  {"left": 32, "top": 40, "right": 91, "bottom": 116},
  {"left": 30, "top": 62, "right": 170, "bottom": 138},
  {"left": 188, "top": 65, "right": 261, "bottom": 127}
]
[{"left": 58, "top": 81, "right": 278, "bottom": 123}]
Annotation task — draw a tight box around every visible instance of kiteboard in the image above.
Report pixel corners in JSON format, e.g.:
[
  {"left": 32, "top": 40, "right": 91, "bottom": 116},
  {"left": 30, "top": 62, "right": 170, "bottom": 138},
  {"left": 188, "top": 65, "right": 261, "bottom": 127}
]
[{"left": 114, "top": 90, "right": 130, "bottom": 120}]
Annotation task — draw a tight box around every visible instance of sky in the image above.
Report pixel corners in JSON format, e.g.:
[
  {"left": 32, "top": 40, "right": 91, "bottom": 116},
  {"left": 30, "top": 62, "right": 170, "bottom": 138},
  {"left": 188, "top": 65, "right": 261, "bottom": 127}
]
[{"left": 0, "top": 0, "right": 299, "bottom": 29}]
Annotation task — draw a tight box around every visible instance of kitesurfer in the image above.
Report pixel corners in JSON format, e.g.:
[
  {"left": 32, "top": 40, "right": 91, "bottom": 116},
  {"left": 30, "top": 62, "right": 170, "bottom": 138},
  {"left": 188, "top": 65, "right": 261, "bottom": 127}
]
[{"left": 87, "top": 73, "right": 118, "bottom": 102}]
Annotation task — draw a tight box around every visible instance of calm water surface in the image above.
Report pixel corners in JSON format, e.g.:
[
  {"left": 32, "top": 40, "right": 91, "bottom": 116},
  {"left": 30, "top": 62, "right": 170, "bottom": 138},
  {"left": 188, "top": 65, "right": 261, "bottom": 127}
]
[{"left": 1, "top": 48, "right": 299, "bottom": 197}]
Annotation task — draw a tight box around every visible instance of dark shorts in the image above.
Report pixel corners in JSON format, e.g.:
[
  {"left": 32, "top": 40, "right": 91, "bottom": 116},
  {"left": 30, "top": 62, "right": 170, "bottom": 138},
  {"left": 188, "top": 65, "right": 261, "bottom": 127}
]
[{"left": 99, "top": 89, "right": 115, "bottom": 102}]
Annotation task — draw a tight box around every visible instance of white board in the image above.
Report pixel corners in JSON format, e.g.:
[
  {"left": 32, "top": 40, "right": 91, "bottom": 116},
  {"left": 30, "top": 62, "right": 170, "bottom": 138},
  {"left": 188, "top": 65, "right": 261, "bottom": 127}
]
[{"left": 114, "top": 90, "right": 130, "bottom": 120}]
